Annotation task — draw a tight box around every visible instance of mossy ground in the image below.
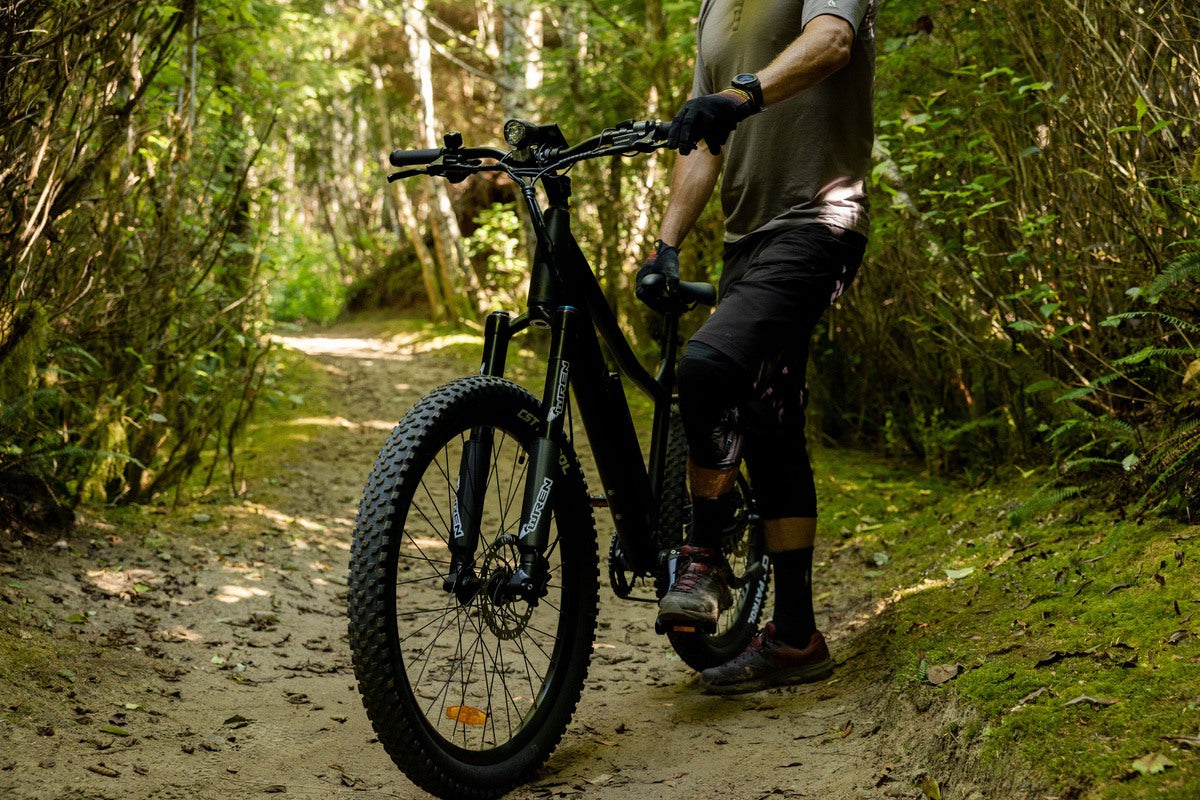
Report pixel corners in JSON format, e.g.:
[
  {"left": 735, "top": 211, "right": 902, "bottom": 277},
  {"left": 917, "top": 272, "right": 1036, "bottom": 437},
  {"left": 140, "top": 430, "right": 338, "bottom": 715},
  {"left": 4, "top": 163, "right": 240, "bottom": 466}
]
[{"left": 811, "top": 446, "right": 1200, "bottom": 799}]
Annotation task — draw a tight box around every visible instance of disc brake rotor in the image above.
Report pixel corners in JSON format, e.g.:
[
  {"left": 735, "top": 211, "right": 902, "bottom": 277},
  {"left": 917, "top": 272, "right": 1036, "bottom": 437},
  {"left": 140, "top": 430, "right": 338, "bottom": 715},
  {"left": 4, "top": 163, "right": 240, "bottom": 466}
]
[{"left": 478, "top": 535, "right": 534, "bottom": 640}]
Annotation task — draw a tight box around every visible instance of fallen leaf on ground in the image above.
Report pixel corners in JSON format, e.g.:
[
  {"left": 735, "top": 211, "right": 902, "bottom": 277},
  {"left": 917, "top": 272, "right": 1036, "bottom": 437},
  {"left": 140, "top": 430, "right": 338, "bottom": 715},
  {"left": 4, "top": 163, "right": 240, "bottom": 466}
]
[
  {"left": 1012, "top": 690, "right": 1051, "bottom": 705},
  {"left": 926, "top": 663, "right": 961, "bottom": 686},
  {"left": 1034, "top": 650, "right": 1091, "bottom": 668},
  {"left": 1063, "top": 695, "right": 1118, "bottom": 708},
  {"left": 86, "top": 764, "right": 120, "bottom": 778},
  {"left": 943, "top": 567, "right": 974, "bottom": 580},
  {"left": 1130, "top": 752, "right": 1174, "bottom": 776},
  {"left": 1167, "top": 630, "right": 1189, "bottom": 645},
  {"left": 1163, "top": 735, "right": 1200, "bottom": 749},
  {"left": 919, "top": 772, "right": 942, "bottom": 800}
]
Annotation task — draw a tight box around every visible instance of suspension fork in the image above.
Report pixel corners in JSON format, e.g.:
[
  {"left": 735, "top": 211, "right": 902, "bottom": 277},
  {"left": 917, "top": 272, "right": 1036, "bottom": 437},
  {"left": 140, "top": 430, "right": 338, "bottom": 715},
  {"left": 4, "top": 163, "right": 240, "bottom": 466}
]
[
  {"left": 507, "top": 305, "right": 575, "bottom": 602},
  {"left": 444, "top": 311, "right": 512, "bottom": 599}
]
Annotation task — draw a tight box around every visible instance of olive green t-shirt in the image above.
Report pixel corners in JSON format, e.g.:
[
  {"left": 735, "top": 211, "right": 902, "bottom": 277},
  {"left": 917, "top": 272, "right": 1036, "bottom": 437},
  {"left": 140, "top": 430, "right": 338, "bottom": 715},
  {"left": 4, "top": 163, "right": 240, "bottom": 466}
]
[{"left": 692, "top": 0, "right": 875, "bottom": 241}]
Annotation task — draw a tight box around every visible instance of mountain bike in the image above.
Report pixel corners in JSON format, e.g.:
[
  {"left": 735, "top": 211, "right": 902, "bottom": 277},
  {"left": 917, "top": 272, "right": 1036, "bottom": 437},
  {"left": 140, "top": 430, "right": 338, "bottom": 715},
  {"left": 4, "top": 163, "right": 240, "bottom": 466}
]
[{"left": 347, "top": 118, "right": 769, "bottom": 799}]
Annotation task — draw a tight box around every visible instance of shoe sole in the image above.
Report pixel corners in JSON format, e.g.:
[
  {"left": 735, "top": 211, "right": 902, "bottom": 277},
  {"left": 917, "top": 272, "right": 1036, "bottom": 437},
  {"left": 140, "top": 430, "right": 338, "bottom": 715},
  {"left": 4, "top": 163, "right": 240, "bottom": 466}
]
[
  {"left": 701, "top": 658, "right": 834, "bottom": 695},
  {"left": 656, "top": 594, "right": 733, "bottom": 634}
]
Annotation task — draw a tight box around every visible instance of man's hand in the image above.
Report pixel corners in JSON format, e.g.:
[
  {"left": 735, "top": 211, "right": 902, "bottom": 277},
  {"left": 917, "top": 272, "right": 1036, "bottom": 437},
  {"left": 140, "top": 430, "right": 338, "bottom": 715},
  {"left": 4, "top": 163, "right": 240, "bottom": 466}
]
[
  {"left": 667, "top": 89, "right": 757, "bottom": 156},
  {"left": 635, "top": 239, "right": 680, "bottom": 312}
]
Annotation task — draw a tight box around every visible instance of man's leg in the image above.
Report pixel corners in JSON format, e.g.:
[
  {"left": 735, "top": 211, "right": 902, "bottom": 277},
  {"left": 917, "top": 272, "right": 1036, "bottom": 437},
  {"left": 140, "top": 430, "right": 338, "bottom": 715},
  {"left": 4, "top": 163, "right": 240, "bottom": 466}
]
[
  {"left": 656, "top": 342, "right": 749, "bottom": 630},
  {"left": 699, "top": 356, "right": 835, "bottom": 694},
  {"left": 764, "top": 517, "right": 818, "bottom": 647}
]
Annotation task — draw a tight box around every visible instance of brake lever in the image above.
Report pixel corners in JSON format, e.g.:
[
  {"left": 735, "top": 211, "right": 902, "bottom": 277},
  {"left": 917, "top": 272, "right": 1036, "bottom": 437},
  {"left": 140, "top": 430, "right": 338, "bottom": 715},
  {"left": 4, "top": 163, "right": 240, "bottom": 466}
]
[{"left": 388, "top": 168, "right": 427, "bottom": 182}]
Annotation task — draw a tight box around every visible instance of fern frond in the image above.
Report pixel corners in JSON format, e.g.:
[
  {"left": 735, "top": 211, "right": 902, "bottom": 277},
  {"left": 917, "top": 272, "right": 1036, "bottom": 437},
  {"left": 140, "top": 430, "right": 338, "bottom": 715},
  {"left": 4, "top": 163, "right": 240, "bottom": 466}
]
[
  {"left": 1063, "top": 456, "right": 1125, "bottom": 473},
  {"left": 1141, "top": 436, "right": 1200, "bottom": 500},
  {"left": 1102, "top": 311, "right": 1200, "bottom": 335},
  {"left": 1008, "top": 486, "right": 1081, "bottom": 525},
  {"left": 1149, "top": 250, "right": 1200, "bottom": 296}
]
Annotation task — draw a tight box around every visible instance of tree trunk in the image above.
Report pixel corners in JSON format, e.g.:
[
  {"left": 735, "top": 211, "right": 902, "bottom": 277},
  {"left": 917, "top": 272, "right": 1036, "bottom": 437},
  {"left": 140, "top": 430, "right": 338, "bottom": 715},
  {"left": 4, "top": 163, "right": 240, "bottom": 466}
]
[
  {"left": 370, "top": 63, "right": 447, "bottom": 322},
  {"left": 403, "top": 0, "right": 479, "bottom": 321}
]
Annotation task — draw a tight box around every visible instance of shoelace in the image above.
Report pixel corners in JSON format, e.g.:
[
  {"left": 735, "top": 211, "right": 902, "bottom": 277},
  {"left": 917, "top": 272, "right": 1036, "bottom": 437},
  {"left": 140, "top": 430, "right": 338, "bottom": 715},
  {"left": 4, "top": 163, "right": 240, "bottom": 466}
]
[{"left": 672, "top": 560, "right": 716, "bottom": 594}]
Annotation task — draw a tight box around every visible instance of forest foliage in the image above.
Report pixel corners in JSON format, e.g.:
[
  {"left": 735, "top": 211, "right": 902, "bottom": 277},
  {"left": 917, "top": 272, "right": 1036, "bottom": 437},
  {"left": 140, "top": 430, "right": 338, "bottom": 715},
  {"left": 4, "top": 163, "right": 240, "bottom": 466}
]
[{"left": 1, "top": 0, "right": 1198, "bottom": 522}]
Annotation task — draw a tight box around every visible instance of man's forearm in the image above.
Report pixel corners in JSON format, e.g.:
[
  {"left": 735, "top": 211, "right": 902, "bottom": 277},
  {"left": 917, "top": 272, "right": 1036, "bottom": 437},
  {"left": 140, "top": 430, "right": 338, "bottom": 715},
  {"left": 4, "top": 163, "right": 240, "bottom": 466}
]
[
  {"left": 658, "top": 146, "right": 723, "bottom": 248},
  {"left": 758, "top": 15, "right": 854, "bottom": 107}
]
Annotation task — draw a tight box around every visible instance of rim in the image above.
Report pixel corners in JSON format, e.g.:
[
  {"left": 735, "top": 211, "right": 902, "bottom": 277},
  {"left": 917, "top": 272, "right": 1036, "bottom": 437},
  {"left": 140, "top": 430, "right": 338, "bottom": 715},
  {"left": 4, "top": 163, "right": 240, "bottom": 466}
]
[{"left": 390, "top": 424, "right": 570, "bottom": 755}]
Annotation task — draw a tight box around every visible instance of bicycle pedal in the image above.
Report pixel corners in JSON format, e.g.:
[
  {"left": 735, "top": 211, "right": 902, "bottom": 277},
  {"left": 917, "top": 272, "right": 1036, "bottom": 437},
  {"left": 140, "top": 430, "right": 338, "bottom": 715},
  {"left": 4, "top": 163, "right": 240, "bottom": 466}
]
[{"left": 654, "top": 619, "right": 716, "bottom": 636}]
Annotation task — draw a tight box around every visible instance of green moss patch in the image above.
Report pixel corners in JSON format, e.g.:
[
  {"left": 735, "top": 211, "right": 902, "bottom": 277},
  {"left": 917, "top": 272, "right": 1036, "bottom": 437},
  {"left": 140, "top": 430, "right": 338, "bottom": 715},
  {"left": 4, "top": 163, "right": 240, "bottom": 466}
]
[{"left": 814, "top": 448, "right": 1200, "bottom": 798}]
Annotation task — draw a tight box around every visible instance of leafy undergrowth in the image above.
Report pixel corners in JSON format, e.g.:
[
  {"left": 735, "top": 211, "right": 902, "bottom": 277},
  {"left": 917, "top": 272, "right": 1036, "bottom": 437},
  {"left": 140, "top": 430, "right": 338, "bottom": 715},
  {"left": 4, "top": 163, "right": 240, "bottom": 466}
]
[{"left": 812, "top": 447, "right": 1200, "bottom": 799}]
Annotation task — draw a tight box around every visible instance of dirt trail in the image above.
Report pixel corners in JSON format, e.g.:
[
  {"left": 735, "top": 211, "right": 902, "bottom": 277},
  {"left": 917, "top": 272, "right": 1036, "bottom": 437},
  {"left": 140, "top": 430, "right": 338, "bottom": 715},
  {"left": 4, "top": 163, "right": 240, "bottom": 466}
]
[{"left": 0, "top": 326, "right": 960, "bottom": 800}]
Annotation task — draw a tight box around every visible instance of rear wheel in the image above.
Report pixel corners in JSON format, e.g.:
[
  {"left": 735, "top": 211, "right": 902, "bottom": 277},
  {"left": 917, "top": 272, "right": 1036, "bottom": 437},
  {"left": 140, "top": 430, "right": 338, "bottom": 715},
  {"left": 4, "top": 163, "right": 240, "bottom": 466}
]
[
  {"left": 348, "top": 377, "right": 598, "bottom": 799},
  {"left": 657, "top": 405, "right": 769, "bottom": 671}
]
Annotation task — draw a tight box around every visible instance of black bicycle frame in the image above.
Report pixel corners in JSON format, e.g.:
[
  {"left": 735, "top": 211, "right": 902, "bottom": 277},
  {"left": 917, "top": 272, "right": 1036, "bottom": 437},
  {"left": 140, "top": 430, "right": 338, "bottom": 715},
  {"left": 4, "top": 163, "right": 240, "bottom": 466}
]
[{"left": 452, "top": 172, "right": 681, "bottom": 591}]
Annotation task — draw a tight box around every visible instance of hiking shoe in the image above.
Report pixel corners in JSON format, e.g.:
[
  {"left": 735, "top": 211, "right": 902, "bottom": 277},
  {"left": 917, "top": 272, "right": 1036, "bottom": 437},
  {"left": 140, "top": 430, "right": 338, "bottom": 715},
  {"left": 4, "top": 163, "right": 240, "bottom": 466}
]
[
  {"left": 700, "top": 624, "right": 833, "bottom": 694},
  {"left": 657, "top": 545, "right": 733, "bottom": 631}
]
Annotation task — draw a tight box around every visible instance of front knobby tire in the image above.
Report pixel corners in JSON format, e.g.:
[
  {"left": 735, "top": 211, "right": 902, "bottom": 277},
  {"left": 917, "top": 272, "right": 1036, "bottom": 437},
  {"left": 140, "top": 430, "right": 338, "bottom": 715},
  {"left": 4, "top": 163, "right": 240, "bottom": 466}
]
[
  {"left": 658, "top": 405, "right": 770, "bottom": 672},
  {"left": 348, "top": 376, "right": 599, "bottom": 800}
]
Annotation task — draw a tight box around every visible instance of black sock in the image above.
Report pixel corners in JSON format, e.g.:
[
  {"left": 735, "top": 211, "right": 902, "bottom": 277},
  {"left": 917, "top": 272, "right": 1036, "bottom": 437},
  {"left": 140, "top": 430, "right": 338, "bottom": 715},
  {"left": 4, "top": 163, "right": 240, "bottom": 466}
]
[
  {"left": 771, "top": 547, "right": 816, "bottom": 646},
  {"left": 687, "top": 492, "right": 737, "bottom": 550}
]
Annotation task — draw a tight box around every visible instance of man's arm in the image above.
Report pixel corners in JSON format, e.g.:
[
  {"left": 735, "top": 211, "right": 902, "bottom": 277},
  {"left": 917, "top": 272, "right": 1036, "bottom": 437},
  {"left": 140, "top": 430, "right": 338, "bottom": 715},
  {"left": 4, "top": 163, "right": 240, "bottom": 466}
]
[
  {"left": 758, "top": 15, "right": 855, "bottom": 107},
  {"left": 657, "top": 145, "right": 722, "bottom": 248}
]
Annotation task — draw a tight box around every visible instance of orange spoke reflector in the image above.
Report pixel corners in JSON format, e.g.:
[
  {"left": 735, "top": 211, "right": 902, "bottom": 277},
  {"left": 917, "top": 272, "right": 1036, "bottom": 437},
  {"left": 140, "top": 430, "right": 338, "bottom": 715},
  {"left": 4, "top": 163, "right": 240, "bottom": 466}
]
[{"left": 446, "top": 706, "right": 488, "bottom": 726}]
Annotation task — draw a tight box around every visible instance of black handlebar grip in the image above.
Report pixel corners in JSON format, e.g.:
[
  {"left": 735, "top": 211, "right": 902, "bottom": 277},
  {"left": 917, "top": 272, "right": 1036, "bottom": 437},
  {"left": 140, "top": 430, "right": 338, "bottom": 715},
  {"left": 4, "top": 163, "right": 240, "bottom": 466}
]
[{"left": 390, "top": 148, "right": 443, "bottom": 167}]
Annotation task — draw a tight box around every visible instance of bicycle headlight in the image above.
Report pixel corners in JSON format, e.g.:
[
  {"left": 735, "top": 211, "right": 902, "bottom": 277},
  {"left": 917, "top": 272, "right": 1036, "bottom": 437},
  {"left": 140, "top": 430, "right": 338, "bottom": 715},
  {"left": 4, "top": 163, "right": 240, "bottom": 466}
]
[{"left": 504, "top": 119, "right": 530, "bottom": 148}]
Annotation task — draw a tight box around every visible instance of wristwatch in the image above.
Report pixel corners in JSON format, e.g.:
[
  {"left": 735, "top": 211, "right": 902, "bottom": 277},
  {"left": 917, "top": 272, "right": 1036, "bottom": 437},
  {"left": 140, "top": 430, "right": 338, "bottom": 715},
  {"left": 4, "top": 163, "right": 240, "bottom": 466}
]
[{"left": 731, "top": 73, "right": 764, "bottom": 112}]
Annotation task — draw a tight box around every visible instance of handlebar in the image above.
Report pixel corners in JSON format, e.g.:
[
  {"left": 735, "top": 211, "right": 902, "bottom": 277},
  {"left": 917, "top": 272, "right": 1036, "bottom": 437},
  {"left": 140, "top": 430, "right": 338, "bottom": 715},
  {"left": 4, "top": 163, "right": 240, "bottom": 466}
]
[
  {"left": 389, "top": 148, "right": 442, "bottom": 167},
  {"left": 387, "top": 118, "right": 672, "bottom": 185}
]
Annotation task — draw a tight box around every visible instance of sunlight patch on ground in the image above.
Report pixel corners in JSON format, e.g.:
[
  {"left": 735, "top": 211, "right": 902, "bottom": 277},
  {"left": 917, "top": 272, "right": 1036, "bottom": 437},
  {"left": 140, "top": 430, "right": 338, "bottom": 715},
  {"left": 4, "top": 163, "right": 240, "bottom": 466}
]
[
  {"left": 280, "top": 415, "right": 394, "bottom": 432},
  {"left": 215, "top": 584, "right": 272, "bottom": 603},
  {"left": 86, "top": 569, "right": 160, "bottom": 598},
  {"left": 839, "top": 576, "right": 954, "bottom": 635},
  {"left": 235, "top": 501, "right": 328, "bottom": 532},
  {"left": 285, "top": 416, "right": 359, "bottom": 428},
  {"left": 276, "top": 335, "right": 413, "bottom": 362},
  {"left": 157, "top": 626, "right": 204, "bottom": 643}
]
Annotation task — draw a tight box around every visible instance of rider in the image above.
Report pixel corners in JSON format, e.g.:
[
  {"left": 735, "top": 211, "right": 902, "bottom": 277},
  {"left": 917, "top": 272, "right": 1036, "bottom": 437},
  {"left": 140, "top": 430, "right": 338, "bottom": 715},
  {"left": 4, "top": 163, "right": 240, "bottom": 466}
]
[{"left": 638, "top": 0, "right": 875, "bottom": 693}]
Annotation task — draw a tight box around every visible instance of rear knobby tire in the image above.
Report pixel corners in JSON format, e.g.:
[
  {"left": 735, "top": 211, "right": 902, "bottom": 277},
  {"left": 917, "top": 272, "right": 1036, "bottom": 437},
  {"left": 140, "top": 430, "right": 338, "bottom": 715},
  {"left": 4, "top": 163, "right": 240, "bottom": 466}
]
[{"left": 348, "top": 376, "right": 598, "bottom": 800}]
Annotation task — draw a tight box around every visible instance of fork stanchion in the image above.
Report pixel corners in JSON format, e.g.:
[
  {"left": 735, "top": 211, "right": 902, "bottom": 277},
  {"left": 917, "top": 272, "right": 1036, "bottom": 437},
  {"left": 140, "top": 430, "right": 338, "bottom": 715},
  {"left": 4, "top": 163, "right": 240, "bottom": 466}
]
[{"left": 509, "top": 305, "right": 575, "bottom": 602}]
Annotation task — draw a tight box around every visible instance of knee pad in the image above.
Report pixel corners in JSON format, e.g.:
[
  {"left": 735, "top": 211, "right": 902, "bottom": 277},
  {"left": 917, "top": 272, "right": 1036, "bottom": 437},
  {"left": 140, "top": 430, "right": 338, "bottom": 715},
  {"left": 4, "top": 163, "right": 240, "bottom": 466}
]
[{"left": 677, "top": 341, "right": 750, "bottom": 470}]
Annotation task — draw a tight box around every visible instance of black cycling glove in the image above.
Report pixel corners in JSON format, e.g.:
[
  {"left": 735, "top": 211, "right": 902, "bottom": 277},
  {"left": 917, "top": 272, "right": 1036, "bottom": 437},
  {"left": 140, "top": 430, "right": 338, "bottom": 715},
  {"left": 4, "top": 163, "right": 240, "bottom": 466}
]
[
  {"left": 635, "top": 239, "right": 680, "bottom": 312},
  {"left": 667, "top": 89, "right": 757, "bottom": 156}
]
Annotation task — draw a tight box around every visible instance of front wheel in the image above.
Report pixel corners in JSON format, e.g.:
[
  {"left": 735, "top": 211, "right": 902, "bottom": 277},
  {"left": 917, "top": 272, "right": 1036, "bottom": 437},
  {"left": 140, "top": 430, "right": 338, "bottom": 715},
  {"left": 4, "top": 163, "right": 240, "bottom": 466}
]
[{"left": 348, "top": 377, "right": 599, "bottom": 800}]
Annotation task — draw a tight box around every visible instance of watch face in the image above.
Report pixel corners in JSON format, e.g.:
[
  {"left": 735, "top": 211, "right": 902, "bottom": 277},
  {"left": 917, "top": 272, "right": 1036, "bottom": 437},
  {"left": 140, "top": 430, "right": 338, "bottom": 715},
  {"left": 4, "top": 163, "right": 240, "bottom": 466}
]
[{"left": 733, "top": 73, "right": 756, "bottom": 85}]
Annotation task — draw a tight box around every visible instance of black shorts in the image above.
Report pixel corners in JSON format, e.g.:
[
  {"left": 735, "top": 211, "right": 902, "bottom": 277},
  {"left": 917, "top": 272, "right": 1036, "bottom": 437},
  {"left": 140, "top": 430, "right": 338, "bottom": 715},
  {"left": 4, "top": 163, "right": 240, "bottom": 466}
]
[
  {"left": 687, "top": 223, "right": 866, "bottom": 518},
  {"left": 690, "top": 223, "right": 866, "bottom": 372}
]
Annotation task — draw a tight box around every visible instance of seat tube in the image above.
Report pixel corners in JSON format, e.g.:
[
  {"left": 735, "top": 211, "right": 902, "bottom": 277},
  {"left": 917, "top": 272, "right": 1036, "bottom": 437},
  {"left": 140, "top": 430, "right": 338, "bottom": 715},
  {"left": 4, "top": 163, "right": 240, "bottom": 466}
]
[{"left": 510, "top": 305, "right": 574, "bottom": 596}]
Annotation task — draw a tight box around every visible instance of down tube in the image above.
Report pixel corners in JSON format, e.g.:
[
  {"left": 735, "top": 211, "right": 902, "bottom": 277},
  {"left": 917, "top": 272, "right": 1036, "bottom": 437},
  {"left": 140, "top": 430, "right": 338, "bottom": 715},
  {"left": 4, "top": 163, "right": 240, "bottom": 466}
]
[{"left": 568, "top": 321, "right": 658, "bottom": 573}]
